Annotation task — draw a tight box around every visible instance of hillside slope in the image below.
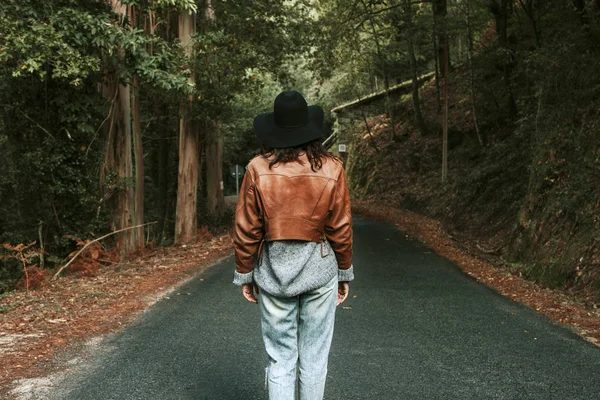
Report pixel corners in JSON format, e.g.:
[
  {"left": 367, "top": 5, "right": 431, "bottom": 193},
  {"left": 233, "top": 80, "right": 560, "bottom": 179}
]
[{"left": 346, "top": 65, "right": 600, "bottom": 301}]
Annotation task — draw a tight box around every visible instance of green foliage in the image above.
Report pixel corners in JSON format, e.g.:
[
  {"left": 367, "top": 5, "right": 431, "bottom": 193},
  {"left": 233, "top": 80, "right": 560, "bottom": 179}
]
[
  {"left": 195, "top": 0, "right": 319, "bottom": 169},
  {"left": 332, "top": 0, "right": 600, "bottom": 297},
  {"left": 122, "top": 0, "right": 198, "bottom": 12},
  {"left": 0, "top": 0, "right": 198, "bottom": 290},
  {"left": 189, "top": 0, "right": 314, "bottom": 117},
  {"left": 0, "top": 0, "right": 190, "bottom": 91}
]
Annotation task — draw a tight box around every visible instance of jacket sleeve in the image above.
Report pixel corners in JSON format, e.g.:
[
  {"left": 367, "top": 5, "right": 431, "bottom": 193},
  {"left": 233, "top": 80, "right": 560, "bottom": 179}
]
[
  {"left": 232, "top": 167, "right": 264, "bottom": 285},
  {"left": 325, "top": 166, "right": 353, "bottom": 275}
]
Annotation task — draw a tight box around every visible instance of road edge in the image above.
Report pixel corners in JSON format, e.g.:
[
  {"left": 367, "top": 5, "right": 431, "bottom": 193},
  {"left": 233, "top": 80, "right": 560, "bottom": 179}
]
[
  {"left": 352, "top": 200, "right": 600, "bottom": 347},
  {"left": 2, "top": 245, "right": 233, "bottom": 399}
]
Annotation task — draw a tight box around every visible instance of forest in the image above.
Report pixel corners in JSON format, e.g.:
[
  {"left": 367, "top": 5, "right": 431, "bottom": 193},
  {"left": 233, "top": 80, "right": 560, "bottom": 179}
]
[{"left": 1, "top": 0, "right": 599, "bottom": 301}]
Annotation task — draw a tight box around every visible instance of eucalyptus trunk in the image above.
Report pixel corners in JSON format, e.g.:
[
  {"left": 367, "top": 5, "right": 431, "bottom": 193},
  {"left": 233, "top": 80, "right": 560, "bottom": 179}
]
[
  {"left": 174, "top": 9, "right": 200, "bottom": 244},
  {"left": 100, "top": 1, "right": 138, "bottom": 257},
  {"left": 130, "top": 7, "right": 144, "bottom": 249},
  {"left": 149, "top": 10, "right": 170, "bottom": 242},
  {"left": 155, "top": 99, "right": 170, "bottom": 242},
  {"left": 206, "top": 120, "right": 225, "bottom": 218},
  {"left": 203, "top": 0, "right": 225, "bottom": 219}
]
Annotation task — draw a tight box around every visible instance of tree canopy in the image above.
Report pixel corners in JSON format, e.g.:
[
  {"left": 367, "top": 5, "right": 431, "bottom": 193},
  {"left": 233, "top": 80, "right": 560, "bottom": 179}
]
[{"left": 1, "top": 0, "right": 600, "bottom": 296}]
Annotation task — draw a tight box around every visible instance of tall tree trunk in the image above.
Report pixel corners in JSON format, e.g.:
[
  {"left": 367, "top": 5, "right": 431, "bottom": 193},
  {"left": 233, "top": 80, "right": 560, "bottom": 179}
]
[
  {"left": 132, "top": 76, "right": 144, "bottom": 248},
  {"left": 467, "top": 0, "right": 483, "bottom": 145},
  {"left": 362, "top": 0, "right": 397, "bottom": 141},
  {"left": 174, "top": 9, "right": 200, "bottom": 244},
  {"left": 101, "top": 77, "right": 135, "bottom": 255},
  {"left": 433, "top": 0, "right": 450, "bottom": 77},
  {"left": 148, "top": 9, "right": 169, "bottom": 242},
  {"left": 404, "top": 0, "right": 427, "bottom": 136},
  {"left": 206, "top": 120, "right": 224, "bottom": 217},
  {"left": 203, "top": 0, "right": 224, "bottom": 219},
  {"left": 490, "top": 0, "right": 518, "bottom": 119},
  {"left": 432, "top": 8, "right": 442, "bottom": 113},
  {"left": 130, "top": 7, "right": 144, "bottom": 249},
  {"left": 117, "top": 82, "right": 135, "bottom": 252},
  {"left": 101, "top": 1, "right": 137, "bottom": 257},
  {"left": 442, "top": 38, "right": 449, "bottom": 183},
  {"left": 155, "top": 103, "right": 170, "bottom": 242}
]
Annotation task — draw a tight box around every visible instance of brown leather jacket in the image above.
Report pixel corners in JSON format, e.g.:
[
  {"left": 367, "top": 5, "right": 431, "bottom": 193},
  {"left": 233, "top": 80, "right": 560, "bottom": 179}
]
[{"left": 233, "top": 153, "right": 352, "bottom": 275}]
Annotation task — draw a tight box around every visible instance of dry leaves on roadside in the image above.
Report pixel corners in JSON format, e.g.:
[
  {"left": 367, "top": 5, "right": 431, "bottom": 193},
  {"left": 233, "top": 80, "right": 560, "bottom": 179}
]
[
  {"left": 0, "top": 234, "right": 232, "bottom": 394},
  {"left": 353, "top": 200, "right": 600, "bottom": 346}
]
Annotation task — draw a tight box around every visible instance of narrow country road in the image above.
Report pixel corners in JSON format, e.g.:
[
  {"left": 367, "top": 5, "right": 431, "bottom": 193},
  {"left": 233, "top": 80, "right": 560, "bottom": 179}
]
[{"left": 47, "top": 216, "right": 600, "bottom": 399}]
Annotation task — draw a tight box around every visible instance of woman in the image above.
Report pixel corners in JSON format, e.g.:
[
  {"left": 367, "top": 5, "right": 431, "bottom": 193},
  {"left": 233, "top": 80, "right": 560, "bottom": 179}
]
[{"left": 233, "top": 90, "right": 354, "bottom": 400}]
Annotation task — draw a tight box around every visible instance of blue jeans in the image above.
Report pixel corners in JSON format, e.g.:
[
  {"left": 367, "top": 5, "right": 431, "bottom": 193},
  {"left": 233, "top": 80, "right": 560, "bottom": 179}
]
[{"left": 259, "top": 275, "right": 338, "bottom": 400}]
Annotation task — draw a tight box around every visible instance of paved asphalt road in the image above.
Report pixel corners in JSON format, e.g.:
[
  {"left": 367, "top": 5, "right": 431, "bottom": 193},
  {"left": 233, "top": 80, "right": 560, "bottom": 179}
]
[{"left": 51, "top": 216, "right": 600, "bottom": 399}]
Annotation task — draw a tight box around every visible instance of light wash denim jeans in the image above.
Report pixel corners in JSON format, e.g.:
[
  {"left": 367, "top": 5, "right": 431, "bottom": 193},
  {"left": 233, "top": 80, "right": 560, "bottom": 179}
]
[{"left": 259, "top": 274, "right": 338, "bottom": 400}]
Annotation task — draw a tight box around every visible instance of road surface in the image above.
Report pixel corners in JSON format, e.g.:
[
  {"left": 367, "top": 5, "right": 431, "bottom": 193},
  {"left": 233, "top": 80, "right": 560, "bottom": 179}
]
[{"left": 48, "top": 216, "right": 600, "bottom": 399}]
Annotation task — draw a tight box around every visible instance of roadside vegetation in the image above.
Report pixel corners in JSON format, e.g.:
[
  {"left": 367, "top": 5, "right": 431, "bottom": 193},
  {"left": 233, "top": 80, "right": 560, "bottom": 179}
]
[
  {"left": 0, "top": 0, "right": 313, "bottom": 292},
  {"left": 1, "top": 0, "right": 600, "bottom": 392},
  {"left": 1, "top": 0, "right": 599, "bottom": 335},
  {"left": 315, "top": 1, "right": 600, "bottom": 300}
]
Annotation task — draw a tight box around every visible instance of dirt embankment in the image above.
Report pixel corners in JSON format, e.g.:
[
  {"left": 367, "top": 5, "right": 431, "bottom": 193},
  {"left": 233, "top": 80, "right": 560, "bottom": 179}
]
[
  {"left": 352, "top": 201, "right": 600, "bottom": 346},
  {"left": 344, "top": 66, "right": 600, "bottom": 345}
]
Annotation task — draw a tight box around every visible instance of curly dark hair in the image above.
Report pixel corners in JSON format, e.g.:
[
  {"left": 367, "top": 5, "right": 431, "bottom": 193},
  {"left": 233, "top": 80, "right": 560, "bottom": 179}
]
[{"left": 260, "top": 139, "right": 341, "bottom": 172}]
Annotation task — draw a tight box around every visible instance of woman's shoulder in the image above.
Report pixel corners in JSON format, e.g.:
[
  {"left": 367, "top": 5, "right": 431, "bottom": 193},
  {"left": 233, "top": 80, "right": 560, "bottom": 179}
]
[
  {"left": 319, "top": 154, "right": 344, "bottom": 177},
  {"left": 247, "top": 152, "right": 343, "bottom": 178},
  {"left": 246, "top": 155, "right": 277, "bottom": 178},
  {"left": 247, "top": 154, "right": 269, "bottom": 170}
]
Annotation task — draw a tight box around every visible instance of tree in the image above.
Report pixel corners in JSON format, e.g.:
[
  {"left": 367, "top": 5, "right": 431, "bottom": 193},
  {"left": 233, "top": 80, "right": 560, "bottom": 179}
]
[
  {"left": 400, "top": 0, "right": 428, "bottom": 136},
  {"left": 0, "top": 0, "right": 315, "bottom": 290},
  {"left": 461, "top": 0, "right": 483, "bottom": 145},
  {"left": 488, "top": 0, "right": 518, "bottom": 119},
  {"left": 205, "top": 119, "right": 225, "bottom": 218},
  {"left": 442, "top": 37, "right": 449, "bottom": 182},
  {"left": 174, "top": 6, "right": 200, "bottom": 244},
  {"left": 361, "top": 0, "right": 398, "bottom": 140},
  {"left": 130, "top": 6, "right": 145, "bottom": 250},
  {"left": 0, "top": 0, "right": 190, "bottom": 284},
  {"left": 203, "top": 0, "right": 225, "bottom": 219},
  {"left": 100, "top": 1, "right": 141, "bottom": 256},
  {"left": 433, "top": 0, "right": 450, "bottom": 76}
]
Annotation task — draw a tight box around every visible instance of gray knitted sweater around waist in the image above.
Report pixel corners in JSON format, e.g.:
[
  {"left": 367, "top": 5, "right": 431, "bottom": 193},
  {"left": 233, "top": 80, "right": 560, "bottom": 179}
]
[{"left": 233, "top": 240, "right": 354, "bottom": 297}]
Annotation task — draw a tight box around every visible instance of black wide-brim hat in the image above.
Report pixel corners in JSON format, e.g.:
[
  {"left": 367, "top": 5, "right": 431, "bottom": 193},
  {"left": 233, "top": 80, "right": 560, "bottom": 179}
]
[{"left": 253, "top": 90, "right": 324, "bottom": 148}]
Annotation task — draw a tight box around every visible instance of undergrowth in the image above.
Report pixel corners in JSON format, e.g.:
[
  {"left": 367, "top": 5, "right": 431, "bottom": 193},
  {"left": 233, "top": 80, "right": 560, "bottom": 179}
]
[{"left": 347, "top": 61, "right": 600, "bottom": 299}]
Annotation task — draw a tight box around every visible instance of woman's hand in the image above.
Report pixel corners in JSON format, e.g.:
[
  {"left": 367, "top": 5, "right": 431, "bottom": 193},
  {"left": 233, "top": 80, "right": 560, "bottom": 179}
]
[
  {"left": 242, "top": 283, "right": 259, "bottom": 304},
  {"left": 337, "top": 282, "right": 349, "bottom": 306}
]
